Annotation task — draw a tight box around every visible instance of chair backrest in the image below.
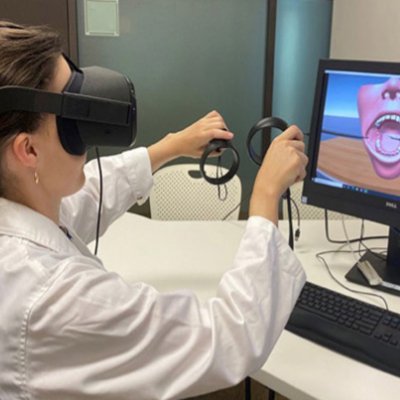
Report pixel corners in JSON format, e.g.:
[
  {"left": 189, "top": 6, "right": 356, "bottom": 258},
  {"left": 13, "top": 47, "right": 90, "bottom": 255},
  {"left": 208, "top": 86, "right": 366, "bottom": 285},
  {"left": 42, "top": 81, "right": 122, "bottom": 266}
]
[
  {"left": 282, "top": 181, "right": 355, "bottom": 220},
  {"left": 149, "top": 163, "right": 242, "bottom": 220}
]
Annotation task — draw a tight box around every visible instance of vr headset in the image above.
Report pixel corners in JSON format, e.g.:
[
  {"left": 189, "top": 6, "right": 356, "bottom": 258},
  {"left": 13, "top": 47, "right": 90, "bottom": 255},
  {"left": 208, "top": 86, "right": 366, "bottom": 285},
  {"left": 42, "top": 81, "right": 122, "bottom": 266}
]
[{"left": 0, "top": 56, "right": 136, "bottom": 155}]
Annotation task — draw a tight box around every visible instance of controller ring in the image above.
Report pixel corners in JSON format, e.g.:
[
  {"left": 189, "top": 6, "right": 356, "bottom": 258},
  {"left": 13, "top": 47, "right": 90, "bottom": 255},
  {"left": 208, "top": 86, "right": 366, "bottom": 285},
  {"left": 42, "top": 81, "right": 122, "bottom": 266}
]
[
  {"left": 200, "top": 139, "right": 240, "bottom": 185},
  {"left": 246, "top": 116, "right": 289, "bottom": 166}
]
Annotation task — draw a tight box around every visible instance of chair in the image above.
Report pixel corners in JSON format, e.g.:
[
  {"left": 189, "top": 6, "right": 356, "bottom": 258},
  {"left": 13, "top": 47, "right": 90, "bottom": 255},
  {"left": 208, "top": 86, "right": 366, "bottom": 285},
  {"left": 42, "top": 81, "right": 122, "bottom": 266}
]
[
  {"left": 282, "top": 181, "right": 355, "bottom": 220},
  {"left": 149, "top": 163, "right": 242, "bottom": 220}
]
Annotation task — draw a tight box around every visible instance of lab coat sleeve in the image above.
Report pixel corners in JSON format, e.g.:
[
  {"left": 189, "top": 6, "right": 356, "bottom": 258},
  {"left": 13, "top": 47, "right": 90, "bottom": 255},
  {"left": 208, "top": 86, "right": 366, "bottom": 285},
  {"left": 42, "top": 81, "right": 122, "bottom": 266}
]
[
  {"left": 60, "top": 147, "right": 153, "bottom": 244},
  {"left": 26, "top": 217, "right": 306, "bottom": 400}
]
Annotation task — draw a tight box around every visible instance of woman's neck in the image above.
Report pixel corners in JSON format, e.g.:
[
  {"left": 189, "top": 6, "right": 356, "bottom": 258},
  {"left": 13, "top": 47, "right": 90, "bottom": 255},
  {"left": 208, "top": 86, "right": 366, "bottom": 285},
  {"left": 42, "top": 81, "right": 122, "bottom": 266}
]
[{"left": 5, "top": 185, "right": 61, "bottom": 225}]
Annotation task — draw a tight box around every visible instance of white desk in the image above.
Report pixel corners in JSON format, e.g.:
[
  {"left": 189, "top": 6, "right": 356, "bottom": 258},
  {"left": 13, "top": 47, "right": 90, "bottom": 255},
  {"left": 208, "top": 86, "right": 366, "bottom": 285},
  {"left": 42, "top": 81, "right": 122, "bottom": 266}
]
[{"left": 95, "top": 213, "right": 400, "bottom": 400}]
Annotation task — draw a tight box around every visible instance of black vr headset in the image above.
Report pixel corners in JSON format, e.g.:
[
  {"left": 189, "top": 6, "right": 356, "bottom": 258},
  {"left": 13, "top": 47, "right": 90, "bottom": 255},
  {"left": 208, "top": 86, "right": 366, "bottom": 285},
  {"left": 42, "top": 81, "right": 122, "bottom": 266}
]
[{"left": 0, "top": 56, "right": 137, "bottom": 155}]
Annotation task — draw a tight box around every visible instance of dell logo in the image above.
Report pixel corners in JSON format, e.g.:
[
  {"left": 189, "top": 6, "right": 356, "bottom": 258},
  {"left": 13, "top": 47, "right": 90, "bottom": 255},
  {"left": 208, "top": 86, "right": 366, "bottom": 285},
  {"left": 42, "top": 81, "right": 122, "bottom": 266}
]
[{"left": 386, "top": 201, "right": 398, "bottom": 209}]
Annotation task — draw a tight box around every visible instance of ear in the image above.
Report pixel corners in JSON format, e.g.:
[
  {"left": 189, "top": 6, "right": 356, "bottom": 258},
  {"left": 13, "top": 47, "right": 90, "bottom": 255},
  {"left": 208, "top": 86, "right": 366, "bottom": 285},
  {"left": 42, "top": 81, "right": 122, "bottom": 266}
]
[{"left": 11, "top": 133, "right": 38, "bottom": 169}]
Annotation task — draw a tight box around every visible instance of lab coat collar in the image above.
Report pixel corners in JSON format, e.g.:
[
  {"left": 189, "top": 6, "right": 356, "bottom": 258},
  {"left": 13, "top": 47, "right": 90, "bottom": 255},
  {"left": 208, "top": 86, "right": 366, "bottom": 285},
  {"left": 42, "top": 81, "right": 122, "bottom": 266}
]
[{"left": 0, "top": 197, "right": 77, "bottom": 255}]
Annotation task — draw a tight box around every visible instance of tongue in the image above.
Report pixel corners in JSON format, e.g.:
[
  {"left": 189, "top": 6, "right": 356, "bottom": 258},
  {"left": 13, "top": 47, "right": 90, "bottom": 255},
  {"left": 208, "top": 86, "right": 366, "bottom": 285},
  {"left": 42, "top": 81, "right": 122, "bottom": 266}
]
[
  {"left": 381, "top": 129, "right": 400, "bottom": 153},
  {"left": 380, "top": 122, "right": 400, "bottom": 152}
]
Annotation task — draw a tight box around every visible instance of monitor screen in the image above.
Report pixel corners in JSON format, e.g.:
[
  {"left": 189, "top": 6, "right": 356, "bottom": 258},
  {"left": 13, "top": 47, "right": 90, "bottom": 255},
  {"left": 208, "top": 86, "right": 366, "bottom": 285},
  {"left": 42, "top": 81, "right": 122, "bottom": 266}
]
[{"left": 303, "top": 59, "right": 400, "bottom": 295}]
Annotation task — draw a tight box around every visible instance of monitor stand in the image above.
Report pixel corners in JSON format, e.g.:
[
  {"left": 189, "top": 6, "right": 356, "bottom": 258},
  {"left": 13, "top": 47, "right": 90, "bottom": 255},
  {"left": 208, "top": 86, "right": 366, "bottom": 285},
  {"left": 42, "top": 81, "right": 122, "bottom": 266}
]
[{"left": 345, "top": 227, "right": 400, "bottom": 297}]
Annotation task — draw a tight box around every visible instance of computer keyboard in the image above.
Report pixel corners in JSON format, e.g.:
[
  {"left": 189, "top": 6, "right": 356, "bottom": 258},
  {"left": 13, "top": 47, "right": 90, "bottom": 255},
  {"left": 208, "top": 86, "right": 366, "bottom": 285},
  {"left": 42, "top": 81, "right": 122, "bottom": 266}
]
[{"left": 285, "top": 282, "right": 400, "bottom": 377}]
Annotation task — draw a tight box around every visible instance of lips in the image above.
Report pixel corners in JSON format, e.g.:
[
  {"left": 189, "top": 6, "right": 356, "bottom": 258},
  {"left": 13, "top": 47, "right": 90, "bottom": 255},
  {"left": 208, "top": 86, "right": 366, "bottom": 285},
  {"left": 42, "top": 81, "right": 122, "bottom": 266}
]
[{"left": 365, "top": 113, "right": 400, "bottom": 163}]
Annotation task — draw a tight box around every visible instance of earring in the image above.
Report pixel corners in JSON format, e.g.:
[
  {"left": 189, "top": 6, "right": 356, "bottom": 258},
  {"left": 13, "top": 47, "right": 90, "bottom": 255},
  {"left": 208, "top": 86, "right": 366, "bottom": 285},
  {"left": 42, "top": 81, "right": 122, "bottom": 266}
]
[{"left": 34, "top": 171, "right": 39, "bottom": 185}]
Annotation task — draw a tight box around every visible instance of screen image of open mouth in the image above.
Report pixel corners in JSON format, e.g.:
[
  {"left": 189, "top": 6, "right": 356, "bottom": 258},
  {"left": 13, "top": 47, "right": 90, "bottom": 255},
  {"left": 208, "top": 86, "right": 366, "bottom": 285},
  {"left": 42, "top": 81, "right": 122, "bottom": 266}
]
[{"left": 358, "top": 77, "right": 400, "bottom": 179}]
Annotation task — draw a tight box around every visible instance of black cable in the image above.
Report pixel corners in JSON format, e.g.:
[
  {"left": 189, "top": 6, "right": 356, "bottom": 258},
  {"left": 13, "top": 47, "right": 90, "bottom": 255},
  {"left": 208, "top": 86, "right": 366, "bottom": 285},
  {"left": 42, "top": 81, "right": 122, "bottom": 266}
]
[
  {"left": 315, "top": 249, "right": 389, "bottom": 311},
  {"left": 216, "top": 155, "right": 228, "bottom": 201},
  {"left": 208, "top": 154, "right": 240, "bottom": 220},
  {"left": 324, "top": 209, "right": 388, "bottom": 244},
  {"left": 358, "top": 219, "right": 365, "bottom": 256},
  {"left": 220, "top": 186, "right": 296, "bottom": 247},
  {"left": 320, "top": 129, "right": 362, "bottom": 140},
  {"left": 321, "top": 129, "right": 400, "bottom": 142},
  {"left": 221, "top": 202, "right": 241, "bottom": 221},
  {"left": 94, "top": 147, "right": 103, "bottom": 256},
  {"left": 359, "top": 240, "right": 388, "bottom": 262},
  {"left": 319, "top": 217, "right": 391, "bottom": 311},
  {"left": 200, "top": 139, "right": 239, "bottom": 185},
  {"left": 285, "top": 189, "right": 294, "bottom": 249},
  {"left": 289, "top": 196, "right": 301, "bottom": 241}
]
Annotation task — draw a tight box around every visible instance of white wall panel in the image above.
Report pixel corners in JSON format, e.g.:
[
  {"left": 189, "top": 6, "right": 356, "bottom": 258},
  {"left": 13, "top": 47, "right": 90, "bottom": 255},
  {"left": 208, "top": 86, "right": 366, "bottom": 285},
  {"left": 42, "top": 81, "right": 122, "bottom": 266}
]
[{"left": 331, "top": 0, "right": 400, "bottom": 61}]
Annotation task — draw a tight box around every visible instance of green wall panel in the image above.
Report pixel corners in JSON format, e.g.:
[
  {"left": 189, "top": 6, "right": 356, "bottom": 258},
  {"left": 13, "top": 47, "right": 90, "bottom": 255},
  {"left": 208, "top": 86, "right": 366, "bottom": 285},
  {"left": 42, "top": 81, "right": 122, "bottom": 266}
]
[{"left": 273, "top": 0, "right": 333, "bottom": 144}]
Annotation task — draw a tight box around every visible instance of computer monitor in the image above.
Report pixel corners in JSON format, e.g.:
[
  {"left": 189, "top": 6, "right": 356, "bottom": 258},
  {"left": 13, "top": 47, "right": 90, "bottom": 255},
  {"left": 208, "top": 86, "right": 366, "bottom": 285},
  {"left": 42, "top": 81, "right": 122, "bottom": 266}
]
[{"left": 302, "top": 58, "right": 400, "bottom": 296}]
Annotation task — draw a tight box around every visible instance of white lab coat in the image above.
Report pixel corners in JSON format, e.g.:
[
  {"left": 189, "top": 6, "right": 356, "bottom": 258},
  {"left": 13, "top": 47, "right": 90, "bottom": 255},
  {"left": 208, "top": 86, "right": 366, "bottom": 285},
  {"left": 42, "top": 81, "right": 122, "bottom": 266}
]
[{"left": 0, "top": 147, "right": 306, "bottom": 400}]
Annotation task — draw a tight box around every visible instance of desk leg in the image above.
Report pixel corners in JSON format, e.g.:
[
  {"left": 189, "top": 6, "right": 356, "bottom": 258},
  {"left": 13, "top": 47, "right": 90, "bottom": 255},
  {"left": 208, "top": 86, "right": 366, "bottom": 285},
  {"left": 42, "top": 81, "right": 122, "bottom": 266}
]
[
  {"left": 268, "top": 389, "right": 276, "bottom": 400},
  {"left": 245, "top": 377, "right": 251, "bottom": 400}
]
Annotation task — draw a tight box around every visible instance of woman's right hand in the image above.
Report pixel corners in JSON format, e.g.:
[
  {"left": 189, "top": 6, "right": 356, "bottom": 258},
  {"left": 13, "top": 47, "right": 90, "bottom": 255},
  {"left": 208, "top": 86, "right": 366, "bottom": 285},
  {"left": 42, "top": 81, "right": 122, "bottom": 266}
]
[
  {"left": 147, "top": 110, "right": 233, "bottom": 173},
  {"left": 249, "top": 125, "right": 308, "bottom": 224}
]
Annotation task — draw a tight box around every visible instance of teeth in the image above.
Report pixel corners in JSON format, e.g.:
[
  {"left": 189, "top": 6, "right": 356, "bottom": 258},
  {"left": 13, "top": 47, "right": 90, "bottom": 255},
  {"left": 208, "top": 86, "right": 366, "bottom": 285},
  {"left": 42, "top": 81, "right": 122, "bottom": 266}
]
[
  {"left": 369, "top": 113, "right": 400, "bottom": 161},
  {"left": 375, "top": 114, "right": 400, "bottom": 127}
]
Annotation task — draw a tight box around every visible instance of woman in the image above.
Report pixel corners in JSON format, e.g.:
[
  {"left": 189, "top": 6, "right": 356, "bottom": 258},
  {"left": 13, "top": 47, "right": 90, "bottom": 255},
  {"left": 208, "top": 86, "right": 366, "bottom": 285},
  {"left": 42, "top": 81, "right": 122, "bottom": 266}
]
[{"left": 0, "top": 21, "right": 308, "bottom": 400}]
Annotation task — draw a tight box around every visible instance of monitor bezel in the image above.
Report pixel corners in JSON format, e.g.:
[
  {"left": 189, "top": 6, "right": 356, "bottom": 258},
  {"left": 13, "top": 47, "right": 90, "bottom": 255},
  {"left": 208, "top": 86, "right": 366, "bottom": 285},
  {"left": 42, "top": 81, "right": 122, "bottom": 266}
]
[{"left": 302, "top": 58, "right": 400, "bottom": 230}]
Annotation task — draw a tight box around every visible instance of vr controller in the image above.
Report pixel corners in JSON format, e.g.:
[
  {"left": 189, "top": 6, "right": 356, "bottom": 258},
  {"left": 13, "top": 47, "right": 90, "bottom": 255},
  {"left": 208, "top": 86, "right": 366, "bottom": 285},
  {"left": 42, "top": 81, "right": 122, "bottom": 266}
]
[
  {"left": 200, "top": 116, "right": 289, "bottom": 185},
  {"left": 199, "top": 137, "right": 240, "bottom": 185}
]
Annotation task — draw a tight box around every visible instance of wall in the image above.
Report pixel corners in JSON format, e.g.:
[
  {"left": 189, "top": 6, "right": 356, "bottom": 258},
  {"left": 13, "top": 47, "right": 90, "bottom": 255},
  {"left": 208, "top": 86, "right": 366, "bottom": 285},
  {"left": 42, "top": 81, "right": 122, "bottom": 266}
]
[
  {"left": 330, "top": 0, "right": 400, "bottom": 61},
  {"left": 77, "top": 0, "right": 267, "bottom": 217}
]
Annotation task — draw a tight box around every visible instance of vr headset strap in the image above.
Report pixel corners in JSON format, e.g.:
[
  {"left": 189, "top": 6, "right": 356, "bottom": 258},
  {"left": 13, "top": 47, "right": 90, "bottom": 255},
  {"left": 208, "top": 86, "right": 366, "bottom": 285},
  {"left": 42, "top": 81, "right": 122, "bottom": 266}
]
[
  {"left": 0, "top": 86, "right": 62, "bottom": 115},
  {"left": 0, "top": 86, "right": 133, "bottom": 126}
]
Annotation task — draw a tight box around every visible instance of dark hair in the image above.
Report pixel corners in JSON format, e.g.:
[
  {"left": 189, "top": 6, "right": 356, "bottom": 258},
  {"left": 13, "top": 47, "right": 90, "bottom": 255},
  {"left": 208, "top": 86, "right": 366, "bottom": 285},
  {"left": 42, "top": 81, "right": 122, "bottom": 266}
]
[
  {"left": 0, "top": 21, "right": 62, "bottom": 137},
  {"left": 0, "top": 21, "right": 62, "bottom": 195}
]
